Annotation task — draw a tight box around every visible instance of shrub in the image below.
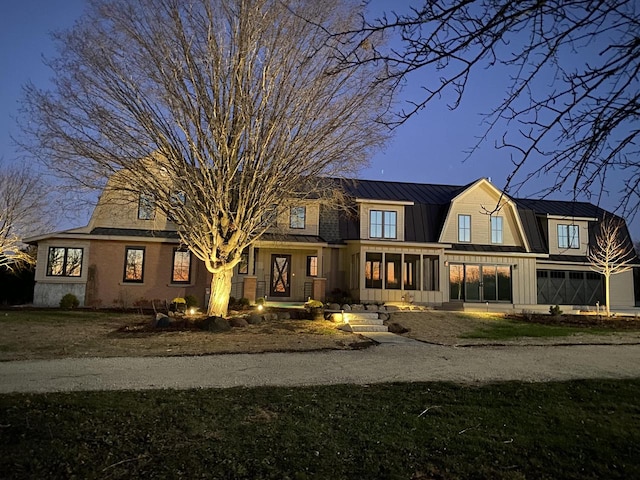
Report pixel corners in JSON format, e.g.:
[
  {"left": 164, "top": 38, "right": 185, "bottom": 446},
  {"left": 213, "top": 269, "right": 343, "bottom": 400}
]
[
  {"left": 255, "top": 297, "right": 265, "bottom": 306},
  {"left": 549, "top": 305, "right": 563, "bottom": 316},
  {"left": 184, "top": 294, "right": 198, "bottom": 308},
  {"left": 60, "top": 293, "right": 79, "bottom": 309},
  {"left": 238, "top": 297, "right": 250, "bottom": 307}
]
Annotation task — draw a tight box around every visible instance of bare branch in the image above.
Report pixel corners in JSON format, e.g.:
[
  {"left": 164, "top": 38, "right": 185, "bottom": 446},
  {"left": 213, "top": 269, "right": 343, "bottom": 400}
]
[{"left": 334, "top": 0, "right": 640, "bottom": 218}]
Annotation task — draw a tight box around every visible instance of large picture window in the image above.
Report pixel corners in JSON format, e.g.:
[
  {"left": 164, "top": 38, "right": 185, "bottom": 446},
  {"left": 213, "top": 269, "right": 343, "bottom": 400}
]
[
  {"left": 46, "top": 247, "right": 83, "bottom": 277},
  {"left": 171, "top": 249, "right": 191, "bottom": 283},
  {"left": 370, "top": 210, "right": 397, "bottom": 239},
  {"left": 558, "top": 224, "right": 579, "bottom": 249},
  {"left": 365, "top": 252, "right": 382, "bottom": 288},
  {"left": 124, "top": 247, "right": 145, "bottom": 283},
  {"left": 458, "top": 214, "right": 471, "bottom": 242}
]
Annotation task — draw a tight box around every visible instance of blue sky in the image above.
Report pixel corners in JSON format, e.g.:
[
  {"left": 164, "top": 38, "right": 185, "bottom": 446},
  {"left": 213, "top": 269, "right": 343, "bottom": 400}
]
[{"left": 1, "top": 1, "right": 637, "bottom": 240}]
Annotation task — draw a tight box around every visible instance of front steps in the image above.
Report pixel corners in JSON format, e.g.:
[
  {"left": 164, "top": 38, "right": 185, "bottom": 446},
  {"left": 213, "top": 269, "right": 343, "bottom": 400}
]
[{"left": 338, "top": 312, "right": 388, "bottom": 333}]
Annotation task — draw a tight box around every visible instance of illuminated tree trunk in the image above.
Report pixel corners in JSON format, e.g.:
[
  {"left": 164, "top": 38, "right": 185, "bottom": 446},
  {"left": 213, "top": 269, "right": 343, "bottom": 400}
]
[
  {"left": 208, "top": 267, "right": 234, "bottom": 317},
  {"left": 604, "top": 274, "right": 611, "bottom": 317}
]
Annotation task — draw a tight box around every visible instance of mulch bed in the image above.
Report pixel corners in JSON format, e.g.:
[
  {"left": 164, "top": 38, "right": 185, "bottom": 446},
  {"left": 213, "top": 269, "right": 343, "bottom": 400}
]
[{"left": 508, "top": 313, "right": 640, "bottom": 330}]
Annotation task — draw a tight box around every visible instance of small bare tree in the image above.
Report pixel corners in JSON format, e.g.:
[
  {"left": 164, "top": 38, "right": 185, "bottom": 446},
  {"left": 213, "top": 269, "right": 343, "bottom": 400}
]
[
  {"left": 335, "top": 0, "right": 640, "bottom": 216},
  {"left": 0, "top": 160, "right": 52, "bottom": 270},
  {"left": 588, "top": 215, "right": 637, "bottom": 316},
  {"left": 20, "top": 0, "right": 392, "bottom": 316}
]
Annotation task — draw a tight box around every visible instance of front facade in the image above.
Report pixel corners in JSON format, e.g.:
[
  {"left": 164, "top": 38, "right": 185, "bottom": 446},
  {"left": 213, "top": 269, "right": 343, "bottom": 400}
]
[{"left": 27, "top": 177, "right": 639, "bottom": 311}]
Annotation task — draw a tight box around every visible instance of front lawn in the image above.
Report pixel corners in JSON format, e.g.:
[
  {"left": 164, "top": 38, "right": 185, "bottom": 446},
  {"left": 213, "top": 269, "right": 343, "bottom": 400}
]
[
  {"left": 460, "top": 318, "right": 613, "bottom": 340},
  {"left": 0, "top": 309, "right": 366, "bottom": 360},
  {"left": 1, "top": 380, "right": 639, "bottom": 479}
]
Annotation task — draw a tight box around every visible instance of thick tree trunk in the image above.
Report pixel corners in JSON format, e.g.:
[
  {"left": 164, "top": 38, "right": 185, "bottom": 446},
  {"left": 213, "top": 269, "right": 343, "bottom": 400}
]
[
  {"left": 207, "top": 267, "right": 234, "bottom": 317},
  {"left": 605, "top": 274, "right": 611, "bottom": 317}
]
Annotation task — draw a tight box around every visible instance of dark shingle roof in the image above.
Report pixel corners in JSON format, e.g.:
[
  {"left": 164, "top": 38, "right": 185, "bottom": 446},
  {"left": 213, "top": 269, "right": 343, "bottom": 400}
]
[
  {"left": 338, "top": 178, "right": 466, "bottom": 204},
  {"left": 514, "top": 198, "right": 605, "bottom": 219},
  {"left": 90, "top": 227, "right": 180, "bottom": 239}
]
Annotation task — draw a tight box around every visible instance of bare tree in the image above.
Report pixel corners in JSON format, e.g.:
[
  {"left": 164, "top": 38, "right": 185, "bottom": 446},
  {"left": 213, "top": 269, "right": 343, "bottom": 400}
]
[
  {"left": 20, "top": 0, "right": 392, "bottom": 316},
  {"left": 334, "top": 0, "right": 640, "bottom": 216},
  {"left": 588, "top": 215, "right": 637, "bottom": 316},
  {"left": 0, "top": 160, "right": 52, "bottom": 271}
]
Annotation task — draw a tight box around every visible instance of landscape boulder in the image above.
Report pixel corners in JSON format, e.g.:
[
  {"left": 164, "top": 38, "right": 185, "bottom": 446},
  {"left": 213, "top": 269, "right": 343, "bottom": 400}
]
[
  {"left": 228, "top": 317, "right": 249, "bottom": 328},
  {"left": 247, "top": 314, "right": 264, "bottom": 325},
  {"left": 154, "top": 313, "right": 172, "bottom": 328},
  {"left": 200, "top": 316, "right": 231, "bottom": 332},
  {"left": 386, "top": 322, "right": 409, "bottom": 334}
]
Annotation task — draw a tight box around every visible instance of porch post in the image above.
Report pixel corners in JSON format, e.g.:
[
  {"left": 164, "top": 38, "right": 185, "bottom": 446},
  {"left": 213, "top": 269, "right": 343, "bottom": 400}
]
[
  {"left": 243, "top": 276, "right": 257, "bottom": 304},
  {"left": 316, "top": 247, "right": 324, "bottom": 277},
  {"left": 312, "top": 277, "right": 327, "bottom": 302},
  {"left": 248, "top": 246, "right": 255, "bottom": 275}
]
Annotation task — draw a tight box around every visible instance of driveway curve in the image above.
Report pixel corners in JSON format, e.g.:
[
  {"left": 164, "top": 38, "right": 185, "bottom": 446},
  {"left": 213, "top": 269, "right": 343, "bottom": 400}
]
[{"left": 2, "top": 342, "right": 640, "bottom": 393}]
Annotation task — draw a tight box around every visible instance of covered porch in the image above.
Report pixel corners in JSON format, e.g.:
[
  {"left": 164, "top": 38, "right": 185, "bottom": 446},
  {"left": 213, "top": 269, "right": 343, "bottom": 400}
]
[{"left": 231, "top": 236, "right": 330, "bottom": 303}]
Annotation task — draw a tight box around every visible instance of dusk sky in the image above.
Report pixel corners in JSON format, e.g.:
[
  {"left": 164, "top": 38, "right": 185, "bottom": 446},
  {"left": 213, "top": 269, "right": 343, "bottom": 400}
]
[{"left": 1, "top": 1, "right": 638, "bottom": 240}]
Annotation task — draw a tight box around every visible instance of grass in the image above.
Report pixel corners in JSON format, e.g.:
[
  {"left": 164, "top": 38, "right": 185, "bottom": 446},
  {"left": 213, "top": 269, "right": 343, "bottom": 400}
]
[
  {"left": 1, "top": 380, "right": 639, "bottom": 479},
  {"left": 460, "top": 317, "right": 613, "bottom": 340}
]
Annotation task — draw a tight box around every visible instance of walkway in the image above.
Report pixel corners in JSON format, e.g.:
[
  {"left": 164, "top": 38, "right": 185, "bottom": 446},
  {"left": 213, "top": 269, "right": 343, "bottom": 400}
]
[{"left": 1, "top": 342, "right": 639, "bottom": 393}]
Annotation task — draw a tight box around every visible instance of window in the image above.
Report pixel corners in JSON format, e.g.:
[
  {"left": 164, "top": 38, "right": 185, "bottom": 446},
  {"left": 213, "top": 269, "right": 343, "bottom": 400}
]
[
  {"left": 290, "top": 206, "right": 306, "bottom": 229},
  {"left": 306, "top": 256, "right": 318, "bottom": 277},
  {"left": 491, "top": 216, "right": 503, "bottom": 244},
  {"left": 123, "top": 247, "right": 145, "bottom": 282},
  {"left": 558, "top": 224, "right": 579, "bottom": 249},
  {"left": 365, "top": 252, "right": 382, "bottom": 288},
  {"left": 171, "top": 249, "right": 191, "bottom": 283},
  {"left": 238, "top": 251, "right": 249, "bottom": 275},
  {"left": 404, "top": 254, "right": 420, "bottom": 290},
  {"left": 385, "top": 253, "right": 401, "bottom": 289},
  {"left": 458, "top": 214, "right": 471, "bottom": 242},
  {"left": 46, "top": 247, "right": 83, "bottom": 277},
  {"left": 370, "top": 210, "right": 397, "bottom": 239},
  {"left": 138, "top": 193, "right": 155, "bottom": 220}
]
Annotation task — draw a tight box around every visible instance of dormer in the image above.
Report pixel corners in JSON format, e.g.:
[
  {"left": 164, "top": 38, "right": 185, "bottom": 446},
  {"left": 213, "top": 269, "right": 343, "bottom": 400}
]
[
  {"left": 269, "top": 201, "right": 321, "bottom": 236},
  {"left": 357, "top": 199, "right": 413, "bottom": 242},
  {"left": 546, "top": 215, "right": 595, "bottom": 256},
  {"left": 438, "top": 178, "right": 531, "bottom": 250}
]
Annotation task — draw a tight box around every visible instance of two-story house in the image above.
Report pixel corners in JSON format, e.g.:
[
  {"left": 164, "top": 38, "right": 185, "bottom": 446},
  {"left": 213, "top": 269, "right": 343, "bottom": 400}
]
[{"left": 26, "top": 176, "right": 639, "bottom": 311}]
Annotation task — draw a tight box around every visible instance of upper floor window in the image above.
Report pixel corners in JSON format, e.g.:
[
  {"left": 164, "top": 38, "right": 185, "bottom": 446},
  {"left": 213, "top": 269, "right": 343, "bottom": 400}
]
[
  {"left": 123, "top": 247, "right": 145, "bottom": 283},
  {"left": 558, "top": 224, "right": 579, "bottom": 249},
  {"left": 171, "top": 248, "right": 191, "bottom": 283},
  {"left": 458, "top": 214, "right": 471, "bottom": 242},
  {"left": 290, "top": 206, "right": 306, "bottom": 229},
  {"left": 370, "top": 210, "right": 397, "bottom": 239},
  {"left": 47, "top": 247, "right": 83, "bottom": 277},
  {"left": 138, "top": 193, "right": 155, "bottom": 220},
  {"left": 491, "top": 216, "right": 503, "bottom": 244}
]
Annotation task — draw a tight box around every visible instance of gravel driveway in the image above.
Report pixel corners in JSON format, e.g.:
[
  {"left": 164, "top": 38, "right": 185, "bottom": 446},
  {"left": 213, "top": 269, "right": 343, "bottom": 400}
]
[{"left": 2, "top": 342, "right": 639, "bottom": 393}]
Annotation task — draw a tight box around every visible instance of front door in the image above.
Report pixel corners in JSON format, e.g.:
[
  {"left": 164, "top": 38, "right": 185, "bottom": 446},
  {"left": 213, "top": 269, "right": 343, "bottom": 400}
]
[{"left": 270, "top": 254, "right": 291, "bottom": 297}]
